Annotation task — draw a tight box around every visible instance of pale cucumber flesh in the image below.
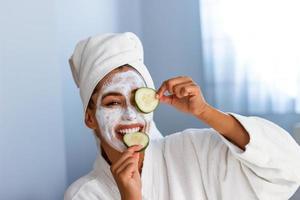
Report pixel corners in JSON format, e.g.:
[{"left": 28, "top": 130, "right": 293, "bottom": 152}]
[
  {"left": 123, "top": 132, "right": 149, "bottom": 152},
  {"left": 135, "top": 87, "right": 159, "bottom": 113}
]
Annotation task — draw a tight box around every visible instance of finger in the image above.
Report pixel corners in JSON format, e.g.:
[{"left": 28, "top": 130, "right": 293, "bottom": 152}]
[
  {"left": 119, "top": 163, "right": 138, "bottom": 181},
  {"left": 166, "top": 76, "right": 192, "bottom": 94},
  {"left": 111, "top": 146, "right": 141, "bottom": 172},
  {"left": 127, "top": 144, "right": 143, "bottom": 153},
  {"left": 111, "top": 151, "right": 133, "bottom": 173},
  {"left": 115, "top": 155, "right": 139, "bottom": 176},
  {"left": 179, "top": 85, "right": 200, "bottom": 97},
  {"left": 161, "top": 85, "right": 200, "bottom": 105},
  {"left": 160, "top": 94, "right": 174, "bottom": 105},
  {"left": 132, "top": 167, "right": 140, "bottom": 179},
  {"left": 166, "top": 76, "right": 192, "bottom": 86},
  {"left": 123, "top": 163, "right": 139, "bottom": 178},
  {"left": 156, "top": 81, "right": 168, "bottom": 98},
  {"left": 173, "top": 82, "right": 195, "bottom": 98},
  {"left": 157, "top": 76, "right": 192, "bottom": 98}
]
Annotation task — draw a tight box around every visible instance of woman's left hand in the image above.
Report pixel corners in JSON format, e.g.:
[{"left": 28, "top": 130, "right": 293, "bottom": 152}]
[{"left": 156, "top": 76, "right": 208, "bottom": 117}]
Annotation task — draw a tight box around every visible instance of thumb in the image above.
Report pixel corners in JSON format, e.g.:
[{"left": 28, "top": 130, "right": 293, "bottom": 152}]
[
  {"left": 160, "top": 95, "right": 173, "bottom": 105},
  {"left": 132, "top": 168, "right": 140, "bottom": 180}
]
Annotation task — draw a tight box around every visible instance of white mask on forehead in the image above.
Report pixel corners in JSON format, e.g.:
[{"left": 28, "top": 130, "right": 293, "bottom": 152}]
[{"left": 95, "top": 70, "right": 153, "bottom": 152}]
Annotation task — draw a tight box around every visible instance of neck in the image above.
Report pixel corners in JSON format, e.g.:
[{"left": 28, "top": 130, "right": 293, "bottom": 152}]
[{"left": 101, "top": 145, "right": 112, "bottom": 165}]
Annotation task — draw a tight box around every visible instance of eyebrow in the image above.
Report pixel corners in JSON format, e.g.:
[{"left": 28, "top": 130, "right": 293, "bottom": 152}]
[{"left": 101, "top": 92, "right": 123, "bottom": 101}]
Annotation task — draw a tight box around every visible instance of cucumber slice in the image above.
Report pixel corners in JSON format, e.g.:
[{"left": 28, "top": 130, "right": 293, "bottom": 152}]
[
  {"left": 123, "top": 132, "right": 149, "bottom": 152},
  {"left": 135, "top": 87, "right": 159, "bottom": 113}
]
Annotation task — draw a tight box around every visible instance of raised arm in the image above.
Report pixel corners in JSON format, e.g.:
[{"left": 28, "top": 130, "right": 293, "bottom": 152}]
[{"left": 156, "top": 76, "right": 249, "bottom": 150}]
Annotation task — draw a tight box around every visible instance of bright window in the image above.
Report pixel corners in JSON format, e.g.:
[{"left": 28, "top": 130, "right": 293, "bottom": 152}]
[{"left": 200, "top": 0, "right": 300, "bottom": 113}]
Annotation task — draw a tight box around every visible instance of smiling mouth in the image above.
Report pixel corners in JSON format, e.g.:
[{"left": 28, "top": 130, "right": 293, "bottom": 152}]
[{"left": 115, "top": 123, "right": 144, "bottom": 140}]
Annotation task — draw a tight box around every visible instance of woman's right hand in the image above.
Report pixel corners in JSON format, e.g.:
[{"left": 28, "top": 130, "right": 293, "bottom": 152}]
[{"left": 110, "top": 145, "right": 142, "bottom": 200}]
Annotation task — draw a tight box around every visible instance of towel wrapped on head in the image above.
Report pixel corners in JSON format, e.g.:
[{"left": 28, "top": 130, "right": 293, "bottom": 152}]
[{"left": 69, "top": 32, "right": 155, "bottom": 115}]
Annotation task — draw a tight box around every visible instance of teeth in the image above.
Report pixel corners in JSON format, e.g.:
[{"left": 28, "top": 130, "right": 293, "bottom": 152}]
[{"left": 118, "top": 127, "right": 140, "bottom": 135}]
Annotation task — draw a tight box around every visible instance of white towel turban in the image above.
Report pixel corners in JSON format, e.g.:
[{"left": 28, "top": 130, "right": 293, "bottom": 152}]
[
  {"left": 69, "top": 32, "right": 155, "bottom": 114},
  {"left": 69, "top": 32, "right": 163, "bottom": 141}
]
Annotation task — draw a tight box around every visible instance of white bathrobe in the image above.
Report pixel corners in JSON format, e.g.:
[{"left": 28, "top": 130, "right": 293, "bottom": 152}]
[{"left": 64, "top": 113, "right": 300, "bottom": 200}]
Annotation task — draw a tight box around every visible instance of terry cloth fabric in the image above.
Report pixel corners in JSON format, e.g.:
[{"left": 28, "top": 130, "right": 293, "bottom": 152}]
[{"left": 64, "top": 114, "right": 300, "bottom": 200}]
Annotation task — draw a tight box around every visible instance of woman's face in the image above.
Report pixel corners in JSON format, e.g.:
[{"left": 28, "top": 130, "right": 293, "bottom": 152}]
[{"left": 95, "top": 69, "right": 152, "bottom": 152}]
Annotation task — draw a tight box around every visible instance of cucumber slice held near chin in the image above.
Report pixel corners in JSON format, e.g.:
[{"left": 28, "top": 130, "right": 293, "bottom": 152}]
[
  {"left": 134, "top": 87, "right": 159, "bottom": 113},
  {"left": 123, "top": 132, "right": 149, "bottom": 152}
]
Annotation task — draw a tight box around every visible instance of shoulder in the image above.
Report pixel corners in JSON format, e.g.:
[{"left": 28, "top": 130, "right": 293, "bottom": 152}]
[{"left": 64, "top": 171, "right": 100, "bottom": 200}]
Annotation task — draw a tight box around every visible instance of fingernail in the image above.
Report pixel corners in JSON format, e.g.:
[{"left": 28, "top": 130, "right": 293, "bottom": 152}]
[{"left": 155, "top": 94, "right": 159, "bottom": 99}]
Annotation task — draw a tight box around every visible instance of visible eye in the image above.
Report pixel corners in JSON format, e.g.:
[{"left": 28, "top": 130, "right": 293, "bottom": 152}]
[{"left": 105, "top": 101, "right": 121, "bottom": 107}]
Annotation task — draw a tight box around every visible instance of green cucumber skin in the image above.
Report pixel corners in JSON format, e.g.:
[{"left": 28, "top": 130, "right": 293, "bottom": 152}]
[
  {"left": 123, "top": 132, "right": 149, "bottom": 152},
  {"left": 134, "top": 87, "right": 159, "bottom": 114}
]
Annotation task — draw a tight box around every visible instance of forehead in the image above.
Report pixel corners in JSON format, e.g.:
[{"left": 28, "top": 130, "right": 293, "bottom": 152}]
[{"left": 100, "top": 69, "right": 146, "bottom": 92}]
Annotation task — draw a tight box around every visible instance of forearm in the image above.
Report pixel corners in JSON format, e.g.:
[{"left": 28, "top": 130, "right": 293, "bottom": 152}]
[{"left": 196, "top": 104, "right": 250, "bottom": 150}]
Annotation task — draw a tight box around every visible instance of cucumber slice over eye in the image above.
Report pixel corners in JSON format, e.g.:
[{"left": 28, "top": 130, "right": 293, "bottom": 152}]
[
  {"left": 123, "top": 132, "right": 149, "bottom": 152},
  {"left": 135, "top": 87, "right": 159, "bottom": 113}
]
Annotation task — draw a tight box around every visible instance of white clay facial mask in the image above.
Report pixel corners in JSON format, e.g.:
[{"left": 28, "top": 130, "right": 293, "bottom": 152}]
[{"left": 95, "top": 70, "right": 153, "bottom": 152}]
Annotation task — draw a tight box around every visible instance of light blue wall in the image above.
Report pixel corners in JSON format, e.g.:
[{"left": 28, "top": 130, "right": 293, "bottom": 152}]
[{"left": 0, "top": 0, "right": 66, "bottom": 199}]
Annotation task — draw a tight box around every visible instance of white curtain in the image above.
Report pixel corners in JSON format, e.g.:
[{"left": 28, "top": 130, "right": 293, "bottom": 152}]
[{"left": 200, "top": 0, "right": 300, "bottom": 114}]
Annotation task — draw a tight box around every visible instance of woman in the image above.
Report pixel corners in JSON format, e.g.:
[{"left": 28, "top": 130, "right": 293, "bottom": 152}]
[{"left": 64, "top": 32, "right": 300, "bottom": 200}]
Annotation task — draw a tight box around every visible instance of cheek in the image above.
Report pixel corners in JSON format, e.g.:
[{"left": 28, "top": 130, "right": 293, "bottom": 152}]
[{"left": 96, "top": 107, "right": 123, "bottom": 130}]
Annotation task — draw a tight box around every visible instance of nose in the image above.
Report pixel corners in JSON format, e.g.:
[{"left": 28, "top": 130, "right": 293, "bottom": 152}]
[{"left": 121, "top": 106, "right": 137, "bottom": 121}]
